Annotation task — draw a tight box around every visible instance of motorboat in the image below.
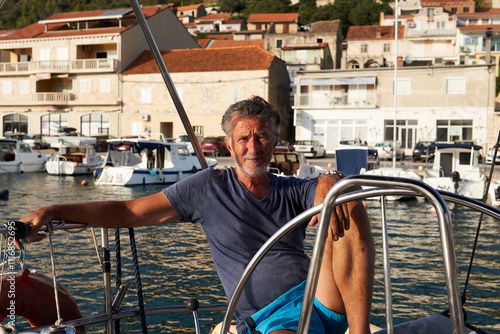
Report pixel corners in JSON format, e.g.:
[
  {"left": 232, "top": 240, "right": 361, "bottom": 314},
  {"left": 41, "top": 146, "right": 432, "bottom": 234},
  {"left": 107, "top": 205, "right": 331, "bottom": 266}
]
[
  {"left": 0, "top": 138, "right": 47, "bottom": 173},
  {"left": 361, "top": 166, "right": 422, "bottom": 200},
  {"left": 422, "top": 143, "right": 486, "bottom": 200},
  {"left": 45, "top": 142, "right": 104, "bottom": 175},
  {"left": 95, "top": 135, "right": 217, "bottom": 186},
  {"left": 268, "top": 152, "right": 323, "bottom": 180}
]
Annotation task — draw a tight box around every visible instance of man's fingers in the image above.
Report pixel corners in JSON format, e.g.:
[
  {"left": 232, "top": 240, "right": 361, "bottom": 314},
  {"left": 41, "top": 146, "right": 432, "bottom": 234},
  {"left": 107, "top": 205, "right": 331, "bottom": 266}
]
[{"left": 343, "top": 203, "right": 350, "bottom": 231}]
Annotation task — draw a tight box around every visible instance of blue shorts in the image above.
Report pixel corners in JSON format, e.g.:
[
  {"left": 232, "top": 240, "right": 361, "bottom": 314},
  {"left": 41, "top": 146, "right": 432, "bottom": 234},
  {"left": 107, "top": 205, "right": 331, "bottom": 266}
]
[{"left": 244, "top": 280, "right": 348, "bottom": 334}]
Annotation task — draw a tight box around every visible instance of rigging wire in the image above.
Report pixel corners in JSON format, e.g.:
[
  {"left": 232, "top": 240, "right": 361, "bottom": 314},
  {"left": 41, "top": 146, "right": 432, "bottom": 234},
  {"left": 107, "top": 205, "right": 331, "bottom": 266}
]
[{"left": 461, "top": 130, "right": 500, "bottom": 303}]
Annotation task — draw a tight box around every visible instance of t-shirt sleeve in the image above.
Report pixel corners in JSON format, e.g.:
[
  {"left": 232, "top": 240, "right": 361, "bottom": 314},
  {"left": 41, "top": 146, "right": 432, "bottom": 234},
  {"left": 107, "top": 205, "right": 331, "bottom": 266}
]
[{"left": 162, "top": 168, "right": 210, "bottom": 224}]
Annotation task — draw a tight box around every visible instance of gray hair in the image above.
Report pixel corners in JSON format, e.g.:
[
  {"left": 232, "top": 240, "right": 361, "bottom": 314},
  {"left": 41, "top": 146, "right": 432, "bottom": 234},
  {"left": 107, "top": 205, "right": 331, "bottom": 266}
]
[{"left": 221, "top": 96, "right": 280, "bottom": 136}]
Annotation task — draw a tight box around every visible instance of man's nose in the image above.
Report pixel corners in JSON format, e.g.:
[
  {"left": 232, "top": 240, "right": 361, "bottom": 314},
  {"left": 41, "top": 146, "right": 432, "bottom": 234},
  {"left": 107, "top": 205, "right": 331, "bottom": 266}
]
[{"left": 247, "top": 137, "right": 262, "bottom": 153}]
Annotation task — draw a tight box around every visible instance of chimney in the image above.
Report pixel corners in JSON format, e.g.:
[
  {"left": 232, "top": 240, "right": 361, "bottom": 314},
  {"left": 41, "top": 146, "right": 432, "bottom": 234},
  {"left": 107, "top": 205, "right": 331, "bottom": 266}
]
[{"left": 376, "top": 27, "right": 382, "bottom": 39}]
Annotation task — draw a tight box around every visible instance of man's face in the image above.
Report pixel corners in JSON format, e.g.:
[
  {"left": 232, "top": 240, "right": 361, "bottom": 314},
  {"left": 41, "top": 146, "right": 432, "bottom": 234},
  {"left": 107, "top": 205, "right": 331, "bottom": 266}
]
[{"left": 226, "top": 115, "right": 277, "bottom": 178}]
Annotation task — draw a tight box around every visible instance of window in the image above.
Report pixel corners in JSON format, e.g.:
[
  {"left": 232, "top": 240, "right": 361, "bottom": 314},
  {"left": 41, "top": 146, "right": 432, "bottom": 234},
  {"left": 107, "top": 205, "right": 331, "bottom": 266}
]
[
  {"left": 436, "top": 21, "right": 445, "bottom": 29},
  {"left": 2, "top": 81, "right": 12, "bottom": 95},
  {"left": 427, "top": 8, "right": 434, "bottom": 15},
  {"left": 99, "top": 79, "right": 111, "bottom": 93},
  {"left": 447, "top": 77, "right": 466, "bottom": 94},
  {"left": 233, "top": 87, "right": 246, "bottom": 102},
  {"left": 276, "top": 39, "right": 283, "bottom": 48},
  {"left": 81, "top": 114, "right": 110, "bottom": 135},
  {"left": 193, "top": 125, "right": 204, "bottom": 137},
  {"left": 3, "top": 114, "right": 28, "bottom": 135},
  {"left": 140, "top": 88, "right": 152, "bottom": 104},
  {"left": 317, "top": 38, "right": 323, "bottom": 43},
  {"left": 383, "top": 43, "right": 390, "bottom": 52},
  {"left": 201, "top": 87, "right": 213, "bottom": 103},
  {"left": 393, "top": 78, "right": 411, "bottom": 95},
  {"left": 463, "top": 7, "right": 469, "bottom": 13},
  {"left": 19, "top": 81, "right": 29, "bottom": 94},
  {"left": 436, "top": 119, "right": 473, "bottom": 142},
  {"left": 80, "top": 79, "right": 91, "bottom": 93},
  {"left": 451, "top": 7, "right": 457, "bottom": 14},
  {"left": 360, "top": 44, "right": 368, "bottom": 53},
  {"left": 41, "top": 114, "right": 68, "bottom": 135},
  {"left": 384, "top": 119, "right": 418, "bottom": 149},
  {"left": 296, "top": 50, "right": 307, "bottom": 63}
]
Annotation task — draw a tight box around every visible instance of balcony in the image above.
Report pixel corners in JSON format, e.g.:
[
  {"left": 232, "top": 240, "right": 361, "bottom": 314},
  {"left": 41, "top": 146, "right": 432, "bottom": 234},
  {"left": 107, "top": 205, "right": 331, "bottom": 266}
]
[
  {"left": 294, "top": 92, "right": 376, "bottom": 109},
  {"left": 0, "top": 58, "right": 118, "bottom": 75},
  {"left": 32, "top": 92, "right": 76, "bottom": 104},
  {"left": 406, "top": 29, "right": 455, "bottom": 38}
]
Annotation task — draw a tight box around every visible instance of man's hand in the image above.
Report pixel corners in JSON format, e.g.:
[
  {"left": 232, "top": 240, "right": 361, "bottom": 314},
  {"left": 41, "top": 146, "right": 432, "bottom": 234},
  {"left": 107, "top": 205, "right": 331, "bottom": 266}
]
[
  {"left": 310, "top": 172, "right": 350, "bottom": 241},
  {"left": 19, "top": 206, "right": 55, "bottom": 243}
]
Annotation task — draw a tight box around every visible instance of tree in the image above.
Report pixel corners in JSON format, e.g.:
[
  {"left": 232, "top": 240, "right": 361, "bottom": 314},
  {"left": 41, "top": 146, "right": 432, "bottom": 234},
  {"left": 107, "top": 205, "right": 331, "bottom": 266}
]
[
  {"left": 242, "top": 0, "right": 291, "bottom": 16},
  {"left": 219, "top": 0, "right": 246, "bottom": 14}
]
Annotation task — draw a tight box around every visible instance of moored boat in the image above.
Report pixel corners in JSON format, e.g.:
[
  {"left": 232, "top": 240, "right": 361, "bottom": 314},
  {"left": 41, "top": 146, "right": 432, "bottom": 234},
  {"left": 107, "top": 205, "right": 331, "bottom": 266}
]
[
  {"left": 45, "top": 142, "right": 104, "bottom": 175},
  {"left": 268, "top": 152, "right": 323, "bottom": 180},
  {"left": 422, "top": 143, "right": 486, "bottom": 200},
  {"left": 0, "top": 138, "right": 47, "bottom": 174},
  {"left": 95, "top": 136, "right": 217, "bottom": 186}
]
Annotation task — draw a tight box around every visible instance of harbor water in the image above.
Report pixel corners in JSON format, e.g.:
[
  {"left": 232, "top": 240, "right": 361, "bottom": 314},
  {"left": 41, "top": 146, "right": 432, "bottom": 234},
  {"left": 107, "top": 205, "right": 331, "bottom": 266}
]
[{"left": 0, "top": 172, "right": 498, "bottom": 333}]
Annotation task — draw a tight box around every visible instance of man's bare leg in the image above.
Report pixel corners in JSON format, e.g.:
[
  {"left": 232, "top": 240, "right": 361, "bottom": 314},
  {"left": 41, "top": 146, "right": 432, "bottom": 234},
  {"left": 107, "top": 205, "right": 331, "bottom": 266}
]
[{"left": 315, "top": 199, "right": 375, "bottom": 334}]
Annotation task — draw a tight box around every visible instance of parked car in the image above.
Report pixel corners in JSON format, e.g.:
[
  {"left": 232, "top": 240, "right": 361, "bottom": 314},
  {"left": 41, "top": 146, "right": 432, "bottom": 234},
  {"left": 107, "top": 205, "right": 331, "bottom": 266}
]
[
  {"left": 336, "top": 139, "right": 362, "bottom": 149},
  {"left": 486, "top": 145, "right": 500, "bottom": 164},
  {"left": 294, "top": 140, "right": 326, "bottom": 158},
  {"left": 412, "top": 141, "right": 437, "bottom": 162},
  {"left": 375, "top": 141, "right": 405, "bottom": 161},
  {"left": 24, "top": 134, "right": 51, "bottom": 150},
  {"left": 92, "top": 135, "right": 116, "bottom": 152},
  {"left": 176, "top": 133, "right": 203, "bottom": 155},
  {"left": 274, "top": 139, "right": 295, "bottom": 153},
  {"left": 200, "top": 136, "right": 228, "bottom": 156}
]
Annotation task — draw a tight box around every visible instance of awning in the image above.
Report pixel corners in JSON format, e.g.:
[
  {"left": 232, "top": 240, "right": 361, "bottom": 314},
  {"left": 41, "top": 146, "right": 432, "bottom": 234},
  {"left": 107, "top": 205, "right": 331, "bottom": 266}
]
[{"left": 299, "top": 77, "right": 377, "bottom": 86}]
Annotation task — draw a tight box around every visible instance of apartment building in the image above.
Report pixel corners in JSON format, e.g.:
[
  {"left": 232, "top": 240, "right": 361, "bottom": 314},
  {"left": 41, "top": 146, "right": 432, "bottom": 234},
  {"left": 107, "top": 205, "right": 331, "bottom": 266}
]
[
  {"left": 247, "top": 13, "right": 300, "bottom": 34},
  {"left": 0, "top": 5, "right": 199, "bottom": 137},
  {"left": 346, "top": 25, "right": 405, "bottom": 68},
  {"left": 293, "top": 64, "right": 496, "bottom": 152},
  {"left": 120, "top": 46, "right": 292, "bottom": 140}
]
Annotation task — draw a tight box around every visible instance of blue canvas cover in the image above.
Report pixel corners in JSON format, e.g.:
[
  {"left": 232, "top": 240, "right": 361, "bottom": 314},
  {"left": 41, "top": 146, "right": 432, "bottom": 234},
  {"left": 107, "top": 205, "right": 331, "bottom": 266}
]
[{"left": 335, "top": 149, "right": 368, "bottom": 175}]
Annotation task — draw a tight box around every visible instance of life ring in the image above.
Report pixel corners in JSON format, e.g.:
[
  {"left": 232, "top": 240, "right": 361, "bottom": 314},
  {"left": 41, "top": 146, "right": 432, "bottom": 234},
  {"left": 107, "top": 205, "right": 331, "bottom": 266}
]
[{"left": 0, "top": 269, "right": 84, "bottom": 332}]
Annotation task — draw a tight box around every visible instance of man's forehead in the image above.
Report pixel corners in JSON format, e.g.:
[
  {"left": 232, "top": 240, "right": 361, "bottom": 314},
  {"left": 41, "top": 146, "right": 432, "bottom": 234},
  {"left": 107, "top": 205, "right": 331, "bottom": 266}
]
[{"left": 230, "top": 116, "right": 271, "bottom": 130}]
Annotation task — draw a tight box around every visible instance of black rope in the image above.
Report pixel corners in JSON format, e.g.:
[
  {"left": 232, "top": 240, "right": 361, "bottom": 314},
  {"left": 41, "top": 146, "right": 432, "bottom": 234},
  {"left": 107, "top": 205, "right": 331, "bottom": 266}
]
[
  {"left": 462, "top": 130, "right": 500, "bottom": 302},
  {"left": 129, "top": 227, "right": 148, "bottom": 334},
  {"left": 114, "top": 229, "right": 122, "bottom": 334}
]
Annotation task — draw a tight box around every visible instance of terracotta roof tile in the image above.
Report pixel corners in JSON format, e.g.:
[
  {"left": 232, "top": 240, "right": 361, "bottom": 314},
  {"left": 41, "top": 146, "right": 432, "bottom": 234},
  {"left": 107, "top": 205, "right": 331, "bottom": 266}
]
[
  {"left": 421, "top": 0, "right": 473, "bottom": 3},
  {"left": 177, "top": 4, "right": 204, "bottom": 11},
  {"left": 197, "top": 38, "right": 211, "bottom": 48},
  {"left": 459, "top": 24, "right": 500, "bottom": 31},
  {"left": 346, "top": 25, "right": 405, "bottom": 40},
  {"left": 281, "top": 42, "right": 328, "bottom": 50},
  {"left": 122, "top": 46, "right": 276, "bottom": 75},
  {"left": 0, "top": 5, "right": 170, "bottom": 41},
  {"left": 248, "top": 13, "right": 299, "bottom": 23},
  {"left": 195, "top": 13, "right": 230, "bottom": 22},
  {"left": 309, "top": 20, "right": 340, "bottom": 33},
  {"left": 208, "top": 40, "right": 264, "bottom": 48},
  {"left": 458, "top": 8, "right": 500, "bottom": 16}
]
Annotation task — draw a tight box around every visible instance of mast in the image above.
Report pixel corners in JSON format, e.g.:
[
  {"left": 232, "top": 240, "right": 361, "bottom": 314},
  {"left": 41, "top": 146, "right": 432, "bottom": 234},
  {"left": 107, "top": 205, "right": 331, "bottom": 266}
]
[{"left": 393, "top": 0, "right": 399, "bottom": 168}]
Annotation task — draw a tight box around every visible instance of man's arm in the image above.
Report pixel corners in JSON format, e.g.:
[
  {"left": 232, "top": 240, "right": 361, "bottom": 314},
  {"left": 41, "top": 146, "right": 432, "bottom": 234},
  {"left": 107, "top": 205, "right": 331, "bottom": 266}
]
[
  {"left": 22, "top": 192, "right": 180, "bottom": 242},
  {"left": 310, "top": 172, "right": 354, "bottom": 240}
]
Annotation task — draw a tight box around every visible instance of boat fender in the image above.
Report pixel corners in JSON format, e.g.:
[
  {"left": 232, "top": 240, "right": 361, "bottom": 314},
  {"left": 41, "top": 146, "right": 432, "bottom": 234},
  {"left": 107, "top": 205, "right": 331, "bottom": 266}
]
[
  {"left": 73, "top": 162, "right": 79, "bottom": 167},
  {"left": 192, "top": 166, "right": 198, "bottom": 174},
  {"left": 0, "top": 269, "right": 84, "bottom": 332}
]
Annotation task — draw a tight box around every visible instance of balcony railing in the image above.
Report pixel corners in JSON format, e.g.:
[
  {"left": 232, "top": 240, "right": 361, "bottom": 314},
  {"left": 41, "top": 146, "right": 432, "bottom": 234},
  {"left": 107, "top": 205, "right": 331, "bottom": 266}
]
[
  {"left": 0, "top": 59, "right": 118, "bottom": 74},
  {"left": 294, "top": 92, "right": 376, "bottom": 108},
  {"left": 406, "top": 29, "right": 455, "bottom": 38},
  {"left": 32, "top": 92, "right": 76, "bottom": 104}
]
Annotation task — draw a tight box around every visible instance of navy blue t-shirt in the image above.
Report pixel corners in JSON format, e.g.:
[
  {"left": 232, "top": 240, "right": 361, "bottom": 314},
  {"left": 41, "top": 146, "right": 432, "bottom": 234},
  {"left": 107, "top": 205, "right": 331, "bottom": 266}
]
[{"left": 163, "top": 167, "right": 317, "bottom": 330}]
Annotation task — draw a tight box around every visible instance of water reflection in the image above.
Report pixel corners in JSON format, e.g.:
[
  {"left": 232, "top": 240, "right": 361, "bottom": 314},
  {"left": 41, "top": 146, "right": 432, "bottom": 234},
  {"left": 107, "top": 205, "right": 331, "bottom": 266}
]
[{"left": 1, "top": 173, "right": 498, "bottom": 333}]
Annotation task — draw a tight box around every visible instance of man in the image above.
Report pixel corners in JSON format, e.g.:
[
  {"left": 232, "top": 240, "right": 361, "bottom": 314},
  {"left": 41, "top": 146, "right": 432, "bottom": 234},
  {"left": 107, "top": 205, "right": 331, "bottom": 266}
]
[{"left": 22, "top": 96, "right": 374, "bottom": 334}]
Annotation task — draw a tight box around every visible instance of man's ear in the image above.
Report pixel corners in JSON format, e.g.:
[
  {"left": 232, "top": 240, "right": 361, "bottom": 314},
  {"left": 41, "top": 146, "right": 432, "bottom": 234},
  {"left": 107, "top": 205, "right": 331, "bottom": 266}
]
[{"left": 225, "top": 136, "right": 234, "bottom": 158}]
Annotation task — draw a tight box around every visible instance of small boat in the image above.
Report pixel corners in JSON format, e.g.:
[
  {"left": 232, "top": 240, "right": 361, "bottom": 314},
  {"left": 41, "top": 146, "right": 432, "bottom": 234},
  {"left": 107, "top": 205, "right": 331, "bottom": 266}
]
[
  {"left": 45, "top": 142, "right": 104, "bottom": 175},
  {"left": 268, "top": 152, "right": 323, "bottom": 179},
  {"left": 361, "top": 167, "right": 422, "bottom": 200},
  {"left": 95, "top": 136, "right": 217, "bottom": 186},
  {"left": 422, "top": 143, "right": 486, "bottom": 200},
  {"left": 0, "top": 138, "right": 47, "bottom": 173}
]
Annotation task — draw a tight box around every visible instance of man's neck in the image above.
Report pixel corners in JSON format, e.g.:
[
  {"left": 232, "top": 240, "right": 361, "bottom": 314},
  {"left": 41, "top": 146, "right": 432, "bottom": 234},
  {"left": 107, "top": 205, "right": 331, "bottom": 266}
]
[{"left": 235, "top": 168, "right": 271, "bottom": 200}]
